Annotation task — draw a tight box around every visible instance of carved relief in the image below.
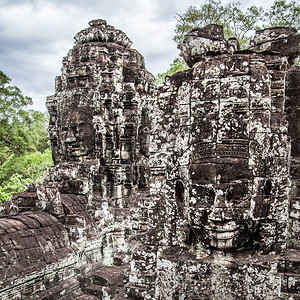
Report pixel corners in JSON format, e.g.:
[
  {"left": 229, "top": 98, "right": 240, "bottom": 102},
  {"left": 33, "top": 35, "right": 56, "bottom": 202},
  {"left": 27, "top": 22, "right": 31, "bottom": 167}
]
[{"left": 0, "top": 21, "right": 299, "bottom": 300}]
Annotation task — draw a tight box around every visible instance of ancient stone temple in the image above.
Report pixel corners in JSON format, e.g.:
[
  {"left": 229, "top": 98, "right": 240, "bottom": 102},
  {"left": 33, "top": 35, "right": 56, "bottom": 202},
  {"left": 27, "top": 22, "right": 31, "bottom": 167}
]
[{"left": 0, "top": 20, "right": 299, "bottom": 300}]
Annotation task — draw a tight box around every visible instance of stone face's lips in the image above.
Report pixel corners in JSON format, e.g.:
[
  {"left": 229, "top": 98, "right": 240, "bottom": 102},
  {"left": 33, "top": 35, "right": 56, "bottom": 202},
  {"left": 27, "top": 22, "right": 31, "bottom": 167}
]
[
  {"left": 204, "top": 225, "right": 243, "bottom": 241},
  {"left": 204, "top": 220, "right": 241, "bottom": 233},
  {"left": 67, "top": 146, "right": 80, "bottom": 156},
  {"left": 201, "top": 220, "right": 244, "bottom": 241}
]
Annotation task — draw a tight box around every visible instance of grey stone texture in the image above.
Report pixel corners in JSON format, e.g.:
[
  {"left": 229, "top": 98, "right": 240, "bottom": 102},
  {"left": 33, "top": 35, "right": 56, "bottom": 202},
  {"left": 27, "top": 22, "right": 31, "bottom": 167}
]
[{"left": 0, "top": 21, "right": 299, "bottom": 299}]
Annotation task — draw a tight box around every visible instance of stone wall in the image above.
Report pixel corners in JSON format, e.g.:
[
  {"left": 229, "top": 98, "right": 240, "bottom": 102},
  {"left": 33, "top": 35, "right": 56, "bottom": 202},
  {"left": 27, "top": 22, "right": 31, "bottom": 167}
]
[{"left": 0, "top": 21, "right": 299, "bottom": 300}]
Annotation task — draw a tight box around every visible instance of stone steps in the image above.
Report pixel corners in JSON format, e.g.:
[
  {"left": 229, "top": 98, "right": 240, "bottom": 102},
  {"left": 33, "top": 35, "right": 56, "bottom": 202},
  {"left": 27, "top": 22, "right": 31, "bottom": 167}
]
[
  {"left": 78, "top": 265, "right": 129, "bottom": 299},
  {"left": 85, "top": 284, "right": 125, "bottom": 299},
  {"left": 86, "top": 285, "right": 104, "bottom": 298}
]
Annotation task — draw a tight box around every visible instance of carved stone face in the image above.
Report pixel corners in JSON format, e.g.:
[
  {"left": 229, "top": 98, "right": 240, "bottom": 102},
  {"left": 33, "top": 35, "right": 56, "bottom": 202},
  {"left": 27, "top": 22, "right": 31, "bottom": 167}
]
[
  {"left": 178, "top": 31, "right": 227, "bottom": 67},
  {"left": 60, "top": 111, "right": 94, "bottom": 160},
  {"left": 178, "top": 35, "right": 210, "bottom": 59},
  {"left": 188, "top": 157, "right": 255, "bottom": 250},
  {"left": 178, "top": 35, "right": 212, "bottom": 67}
]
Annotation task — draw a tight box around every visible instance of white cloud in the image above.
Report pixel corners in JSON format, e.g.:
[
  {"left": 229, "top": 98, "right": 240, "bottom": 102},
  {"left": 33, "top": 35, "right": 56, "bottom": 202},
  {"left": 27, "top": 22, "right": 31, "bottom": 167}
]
[{"left": 0, "top": 0, "right": 281, "bottom": 111}]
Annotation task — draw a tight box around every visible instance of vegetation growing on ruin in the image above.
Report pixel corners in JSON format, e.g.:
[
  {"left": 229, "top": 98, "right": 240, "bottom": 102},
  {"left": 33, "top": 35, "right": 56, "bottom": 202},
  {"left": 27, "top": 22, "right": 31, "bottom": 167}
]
[{"left": 156, "top": 0, "right": 300, "bottom": 84}]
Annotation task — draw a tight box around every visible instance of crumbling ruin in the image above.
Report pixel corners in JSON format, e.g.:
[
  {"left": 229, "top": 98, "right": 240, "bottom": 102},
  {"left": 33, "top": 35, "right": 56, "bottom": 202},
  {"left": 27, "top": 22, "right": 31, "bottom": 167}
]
[{"left": 0, "top": 20, "right": 299, "bottom": 300}]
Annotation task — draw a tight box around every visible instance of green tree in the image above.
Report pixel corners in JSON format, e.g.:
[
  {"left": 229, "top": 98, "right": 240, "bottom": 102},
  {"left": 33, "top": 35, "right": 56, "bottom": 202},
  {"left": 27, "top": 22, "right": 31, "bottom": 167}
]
[
  {"left": 157, "top": 0, "right": 300, "bottom": 84},
  {"left": 0, "top": 71, "right": 50, "bottom": 165},
  {"left": 0, "top": 149, "right": 53, "bottom": 201},
  {"left": 156, "top": 58, "right": 188, "bottom": 85},
  {"left": 0, "top": 174, "right": 25, "bottom": 201},
  {"left": 159, "top": 0, "right": 265, "bottom": 85},
  {"left": 0, "top": 71, "right": 33, "bottom": 166},
  {"left": 265, "top": 0, "right": 300, "bottom": 29},
  {"left": 26, "top": 110, "right": 50, "bottom": 153},
  {"left": 174, "top": 0, "right": 264, "bottom": 48},
  {"left": 173, "top": 2, "right": 227, "bottom": 45},
  {"left": 0, "top": 71, "right": 53, "bottom": 201}
]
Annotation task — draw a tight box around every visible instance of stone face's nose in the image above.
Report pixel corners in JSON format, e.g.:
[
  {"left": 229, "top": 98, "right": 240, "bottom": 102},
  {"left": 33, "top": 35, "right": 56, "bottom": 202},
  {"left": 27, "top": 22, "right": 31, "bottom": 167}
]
[
  {"left": 208, "top": 206, "right": 238, "bottom": 223},
  {"left": 65, "top": 128, "right": 76, "bottom": 143},
  {"left": 207, "top": 189, "right": 236, "bottom": 221},
  {"left": 208, "top": 206, "right": 237, "bottom": 222},
  {"left": 208, "top": 208, "right": 224, "bottom": 222},
  {"left": 213, "top": 189, "right": 227, "bottom": 208}
]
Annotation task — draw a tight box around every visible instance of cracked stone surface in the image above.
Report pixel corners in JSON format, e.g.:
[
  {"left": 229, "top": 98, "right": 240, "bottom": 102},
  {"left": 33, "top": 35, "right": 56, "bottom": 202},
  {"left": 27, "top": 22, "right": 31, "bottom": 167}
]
[{"left": 0, "top": 20, "right": 299, "bottom": 300}]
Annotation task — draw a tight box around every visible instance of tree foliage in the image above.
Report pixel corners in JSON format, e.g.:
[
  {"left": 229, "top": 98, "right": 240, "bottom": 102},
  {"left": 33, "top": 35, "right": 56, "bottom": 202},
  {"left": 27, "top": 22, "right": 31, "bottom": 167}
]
[
  {"left": 174, "top": 0, "right": 299, "bottom": 47},
  {"left": 156, "top": 58, "right": 188, "bottom": 85},
  {"left": 0, "top": 71, "right": 33, "bottom": 166},
  {"left": 265, "top": 0, "right": 300, "bottom": 29},
  {"left": 174, "top": 0, "right": 265, "bottom": 48},
  {"left": 0, "top": 149, "right": 53, "bottom": 201},
  {"left": 0, "top": 71, "right": 53, "bottom": 201},
  {"left": 157, "top": 0, "right": 300, "bottom": 84}
]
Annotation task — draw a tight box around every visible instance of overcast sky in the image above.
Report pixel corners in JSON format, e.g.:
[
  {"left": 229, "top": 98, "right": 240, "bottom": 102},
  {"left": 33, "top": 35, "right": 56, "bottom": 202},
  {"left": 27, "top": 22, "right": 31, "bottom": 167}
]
[{"left": 1, "top": 0, "right": 275, "bottom": 111}]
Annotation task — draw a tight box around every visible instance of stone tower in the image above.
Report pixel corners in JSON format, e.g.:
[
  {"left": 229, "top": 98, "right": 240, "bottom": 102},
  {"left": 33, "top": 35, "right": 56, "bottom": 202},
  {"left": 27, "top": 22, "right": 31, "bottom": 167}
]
[{"left": 0, "top": 21, "right": 299, "bottom": 300}]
